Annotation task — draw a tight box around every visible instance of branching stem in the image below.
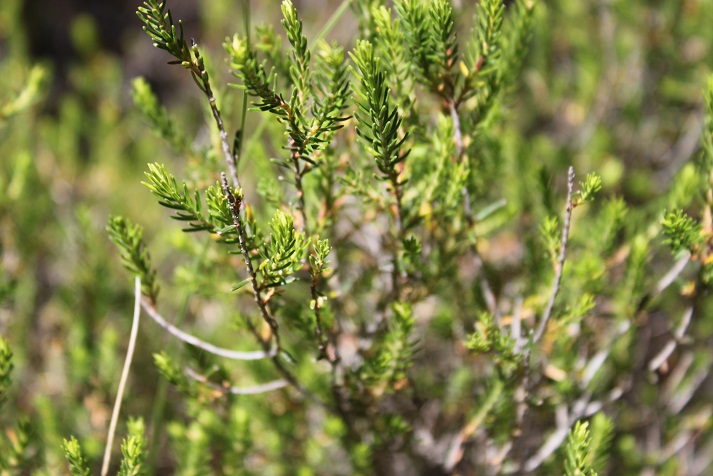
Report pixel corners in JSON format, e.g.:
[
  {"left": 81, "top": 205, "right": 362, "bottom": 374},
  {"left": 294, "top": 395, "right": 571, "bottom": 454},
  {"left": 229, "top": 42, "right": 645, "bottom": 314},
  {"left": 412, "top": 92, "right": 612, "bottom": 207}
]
[
  {"left": 221, "top": 173, "right": 330, "bottom": 409},
  {"left": 140, "top": 300, "right": 273, "bottom": 360},
  {"left": 533, "top": 166, "right": 575, "bottom": 343},
  {"left": 221, "top": 173, "right": 280, "bottom": 345}
]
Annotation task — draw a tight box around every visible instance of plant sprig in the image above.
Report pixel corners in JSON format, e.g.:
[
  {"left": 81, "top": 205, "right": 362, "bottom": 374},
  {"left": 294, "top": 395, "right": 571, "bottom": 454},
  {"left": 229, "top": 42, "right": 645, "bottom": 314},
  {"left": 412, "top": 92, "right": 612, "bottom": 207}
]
[{"left": 107, "top": 216, "right": 159, "bottom": 303}]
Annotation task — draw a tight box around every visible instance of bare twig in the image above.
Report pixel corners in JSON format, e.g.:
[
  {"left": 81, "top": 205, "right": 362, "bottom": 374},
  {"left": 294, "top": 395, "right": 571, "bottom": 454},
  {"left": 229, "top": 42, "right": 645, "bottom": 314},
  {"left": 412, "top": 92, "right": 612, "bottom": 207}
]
[
  {"left": 288, "top": 136, "right": 309, "bottom": 231},
  {"left": 654, "top": 253, "right": 690, "bottom": 296},
  {"left": 533, "top": 166, "right": 575, "bottom": 343},
  {"left": 101, "top": 277, "right": 142, "bottom": 476},
  {"left": 648, "top": 305, "right": 693, "bottom": 372},
  {"left": 183, "top": 367, "right": 288, "bottom": 395},
  {"left": 140, "top": 300, "right": 273, "bottom": 361},
  {"left": 310, "top": 274, "right": 330, "bottom": 361}
]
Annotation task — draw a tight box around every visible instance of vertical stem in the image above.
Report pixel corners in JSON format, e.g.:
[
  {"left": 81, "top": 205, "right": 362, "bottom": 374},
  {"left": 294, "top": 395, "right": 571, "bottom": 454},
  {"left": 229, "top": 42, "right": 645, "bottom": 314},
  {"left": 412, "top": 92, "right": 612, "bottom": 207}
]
[
  {"left": 190, "top": 43, "right": 241, "bottom": 189},
  {"left": 289, "top": 136, "right": 309, "bottom": 231},
  {"left": 234, "top": 0, "right": 251, "bottom": 167},
  {"left": 101, "top": 277, "right": 142, "bottom": 476},
  {"left": 390, "top": 172, "right": 405, "bottom": 300},
  {"left": 533, "top": 166, "right": 575, "bottom": 344},
  {"left": 221, "top": 173, "right": 328, "bottom": 409},
  {"left": 221, "top": 174, "right": 279, "bottom": 345}
]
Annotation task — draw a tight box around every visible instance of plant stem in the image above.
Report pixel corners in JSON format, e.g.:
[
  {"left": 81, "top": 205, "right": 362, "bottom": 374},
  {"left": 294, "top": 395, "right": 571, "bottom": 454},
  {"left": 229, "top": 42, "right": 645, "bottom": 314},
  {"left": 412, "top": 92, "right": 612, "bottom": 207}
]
[
  {"left": 310, "top": 0, "right": 355, "bottom": 51},
  {"left": 533, "top": 166, "right": 575, "bottom": 343},
  {"left": 289, "top": 136, "right": 309, "bottom": 231},
  {"left": 101, "top": 277, "right": 142, "bottom": 476},
  {"left": 183, "top": 367, "right": 288, "bottom": 394},
  {"left": 221, "top": 173, "right": 280, "bottom": 345},
  {"left": 190, "top": 42, "right": 241, "bottom": 189},
  {"left": 141, "top": 300, "right": 273, "bottom": 360}
]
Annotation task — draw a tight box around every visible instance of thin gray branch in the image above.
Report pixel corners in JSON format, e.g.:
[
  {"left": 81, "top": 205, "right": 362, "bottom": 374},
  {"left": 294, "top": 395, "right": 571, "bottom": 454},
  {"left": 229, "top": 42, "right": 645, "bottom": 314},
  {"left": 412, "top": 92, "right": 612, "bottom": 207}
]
[
  {"left": 141, "top": 300, "right": 272, "bottom": 361},
  {"left": 654, "top": 254, "right": 691, "bottom": 296},
  {"left": 184, "top": 367, "right": 288, "bottom": 395},
  {"left": 648, "top": 305, "right": 693, "bottom": 372},
  {"left": 102, "top": 277, "right": 142, "bottom": 476},
  {"left": 533, "top": 166, "right": 575, "bottom": 343}
]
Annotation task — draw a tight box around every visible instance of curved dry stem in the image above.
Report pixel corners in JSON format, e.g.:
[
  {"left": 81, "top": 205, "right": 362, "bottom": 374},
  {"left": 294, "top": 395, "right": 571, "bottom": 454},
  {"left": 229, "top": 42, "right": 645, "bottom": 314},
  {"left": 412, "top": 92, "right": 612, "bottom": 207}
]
[
  {"left": 184, "top": 367, "right": 288, "bottom": 395},
  {"left": 101, "top": 277, "right": 142, "bottom": 476},
  {"left": 140, "top": 299, "right": 274, "bottom": 360}
]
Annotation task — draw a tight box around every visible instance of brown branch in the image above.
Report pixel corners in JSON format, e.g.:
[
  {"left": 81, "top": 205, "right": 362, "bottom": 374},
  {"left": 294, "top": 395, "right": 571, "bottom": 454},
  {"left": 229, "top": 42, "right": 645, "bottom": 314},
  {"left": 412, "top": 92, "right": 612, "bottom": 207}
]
[
  {"left": 221, "top": 173, "right": 332, "bottom": 411},
  {"left": 221, "top": 173, "right": 280, "bottom": 345}
]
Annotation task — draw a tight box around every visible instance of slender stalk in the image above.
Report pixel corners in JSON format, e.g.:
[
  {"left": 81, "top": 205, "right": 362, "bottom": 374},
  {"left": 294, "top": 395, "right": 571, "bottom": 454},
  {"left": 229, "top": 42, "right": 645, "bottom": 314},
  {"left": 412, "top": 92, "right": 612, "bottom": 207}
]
[
  {"left": 310, "top": 273, "right": 329, "bottom": 360},
  {"left": 289, "top": 136, "right": 309, "bottom": 231},
  {"left": 310, "top": 0, "right": 355, "bottom": 51},
  {"left": 188, "top": 42, "right": 241, "bottom": 189},
  {"left": 184, "top": 367, "right": 288, "bottom": 395},
  {"left": 140, "top": 300, "right": 273, "bottom": 360},
  {"left": 390, "top": 171, "right": 406, "bottom": 300},
  {"left": 101, "top": 277, "right": 142, "bottom": 476},
  {"left": 234, "top": 0, "right": 251, "bottom": 166},
  {"left": 533, "top": 166, "right": 575, "bottom": 344}
]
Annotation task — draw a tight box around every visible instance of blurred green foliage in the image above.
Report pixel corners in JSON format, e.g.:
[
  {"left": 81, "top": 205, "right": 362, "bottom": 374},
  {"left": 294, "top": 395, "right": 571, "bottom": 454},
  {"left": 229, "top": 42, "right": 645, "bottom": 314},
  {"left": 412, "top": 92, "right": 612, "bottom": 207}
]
[{"left": 1, "top": 0, "right": 713, "bottom": 474}]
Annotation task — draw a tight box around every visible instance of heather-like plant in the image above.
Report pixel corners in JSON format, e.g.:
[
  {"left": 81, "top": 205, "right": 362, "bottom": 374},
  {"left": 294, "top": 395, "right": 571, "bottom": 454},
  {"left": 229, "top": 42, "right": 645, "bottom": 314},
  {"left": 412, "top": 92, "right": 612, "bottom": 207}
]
[
  {"left": 2, "top": 0, "right": 713, "bottom": 474},
  {"left": 93, "top": 0, "right": 713, "bottom": 473}
]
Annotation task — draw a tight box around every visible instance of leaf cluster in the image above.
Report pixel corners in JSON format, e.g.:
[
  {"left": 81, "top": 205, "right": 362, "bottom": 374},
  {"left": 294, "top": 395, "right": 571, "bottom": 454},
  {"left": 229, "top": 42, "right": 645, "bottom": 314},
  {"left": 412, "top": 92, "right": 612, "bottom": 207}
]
[
  {"left": 466, "top": 313, "right": 522, "bottom": 375},
  {"left": 351, "top": 39, "right": 409, "bottom": 182},
  {"left": 225, "top": 0, "right": 351, "bottom": 182},
  {"left": 257, "top": 210, "right": 309, "bottom": 289},
  {"left": 106, "top": 216, "right": 159, "bottom": 302},
  {"left": 661, "top": 209, "right": 703, "bottom": 256},
  {"left": 564, "top": 421, "right": 599, "bottom": 476}
]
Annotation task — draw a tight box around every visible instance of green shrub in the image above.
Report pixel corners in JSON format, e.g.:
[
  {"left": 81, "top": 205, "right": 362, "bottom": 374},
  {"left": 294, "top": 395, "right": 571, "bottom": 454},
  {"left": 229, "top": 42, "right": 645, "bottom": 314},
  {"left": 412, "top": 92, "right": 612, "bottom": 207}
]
[{"left": 3, "top": 0, "right": 713, "bottom": 474}]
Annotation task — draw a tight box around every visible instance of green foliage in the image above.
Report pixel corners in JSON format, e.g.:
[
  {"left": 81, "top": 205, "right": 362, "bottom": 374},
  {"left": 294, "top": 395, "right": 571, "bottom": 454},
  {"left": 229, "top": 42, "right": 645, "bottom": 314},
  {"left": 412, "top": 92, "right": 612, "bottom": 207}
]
[
  {"left": 118, "top": 419, "right": 147, "bottom": 476},
  {"left": 575, "top": 173, "right": 603, "bottom": 205},
  {"left": 466, "top": 313, "right": 521, "bottom": 375},
  {"left": 357, "top": 301, "right": 417, "bottom": 396},
  {"left": 107, "top": 216, "right": 159, "bottom": 302},
  {"left": 0, "top": 64, "right": 48, "bottom": 124},
  {"left": 0, "top": 337, "right": 12, "bottom": 408},
  {"left": 258, "top": 210, "right": 309, "bottom": 289},
  {"left": 661, "top": 209, "right": 703, "bottom": 255},
  {"left": 131, "top": 77, "right": 187, "bottom": 154},
  {"left": 62, "top": 437, "right": 92, "bottom": 476},
  {"left": 564, "top": 421, "right": 599, "bottom": 476},
  {"left": 352, "top": 39, "right": 409, "bottom": 182},
  {"left": 143, "top": 163, "right": 217, "bottom": 233},
  {"left": 5, "top": 0, "right": 713, "bottom": 473}
]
